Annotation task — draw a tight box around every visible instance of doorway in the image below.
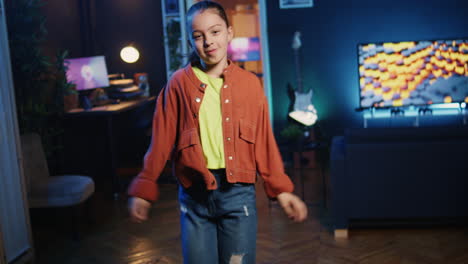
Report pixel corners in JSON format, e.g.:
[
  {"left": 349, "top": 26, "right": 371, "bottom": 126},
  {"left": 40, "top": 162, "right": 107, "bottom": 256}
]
[
  {"left": 217, "top": 0, "right": 262, "bottom": 73},
  {"left": 215, "top": 0, "right": 273, "bottom": 116},
  {"left": 162, "top": 0, "right": 273, "bottom": 121}
]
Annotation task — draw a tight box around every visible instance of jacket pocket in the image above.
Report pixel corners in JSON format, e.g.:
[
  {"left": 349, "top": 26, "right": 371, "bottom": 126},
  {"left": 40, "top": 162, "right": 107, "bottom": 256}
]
[
  {"left": 237, "top": 119, "right": 256, "bottom": 171},
  {"left": 239, "top": 119, "right": 256, "bottom": 144},
  {"left": 175, "top": 128, "right": 205, "bottom": 184},
  {"left": 177, "top": 128, "right": 198, "bottom": 151}
]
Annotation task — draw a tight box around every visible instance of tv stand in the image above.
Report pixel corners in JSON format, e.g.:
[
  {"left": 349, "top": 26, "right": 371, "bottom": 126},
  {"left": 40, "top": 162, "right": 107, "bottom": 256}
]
[
  {"left": 418, "top": 107, "right": 433, "bottom": 115},
  {"left": 390, "top": 108, "right": 404, "bottom": 116},
  {"left": 362, "top": 105, "right": 468, "bottom": 128}
]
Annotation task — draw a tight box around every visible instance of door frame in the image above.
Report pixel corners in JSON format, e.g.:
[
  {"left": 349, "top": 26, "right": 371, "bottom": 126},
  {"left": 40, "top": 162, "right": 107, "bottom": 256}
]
[
  {"left": 0, "top": 0, "right": 34, "bottom": 262},
  {"left": 258, "top": 0, "right": 274, "bottom": 125}
]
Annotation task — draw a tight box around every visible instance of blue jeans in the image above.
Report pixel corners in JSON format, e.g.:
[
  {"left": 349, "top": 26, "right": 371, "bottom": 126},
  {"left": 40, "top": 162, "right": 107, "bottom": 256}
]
[{"left": 178, "top": 169, "right": 257, "bottom": 264}]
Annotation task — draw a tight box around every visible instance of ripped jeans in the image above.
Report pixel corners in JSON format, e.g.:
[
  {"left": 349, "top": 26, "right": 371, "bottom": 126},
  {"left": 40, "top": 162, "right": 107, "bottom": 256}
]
[{"left": 178, "top": 169, "right": 257, "bottom": 264}]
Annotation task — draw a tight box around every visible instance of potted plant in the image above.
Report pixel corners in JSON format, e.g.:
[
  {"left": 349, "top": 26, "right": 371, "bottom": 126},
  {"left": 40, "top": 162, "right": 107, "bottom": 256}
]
[
  {"left": 281, "top": 123, "right": 306, "bottom": 145},
  {"left": 6, "top": 0, "right": 73, "bottom": 173},
  {"left": 55, "top": 50, "right": 78, "bottom": 112}
]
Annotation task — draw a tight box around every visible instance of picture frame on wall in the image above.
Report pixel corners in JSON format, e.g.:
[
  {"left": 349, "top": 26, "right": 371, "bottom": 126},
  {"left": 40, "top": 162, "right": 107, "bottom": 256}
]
[{"left": 280, "top": 0, "right": 314, "bottom": 9}]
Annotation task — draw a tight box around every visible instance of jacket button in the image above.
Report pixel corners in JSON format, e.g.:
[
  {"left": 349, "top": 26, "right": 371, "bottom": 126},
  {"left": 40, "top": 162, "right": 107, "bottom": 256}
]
[
  {"left": 229, "top": 172, "right": 233, "bottom": 176},
  {"left": 223, "top": 84, "right": 228, "bottom": 88},
  {"left": 195, "top": 97, "right": 201, "bottom": 103},
  {"left": 225, "top": 117, "right": 230, "bottom": 122},
  {"left": 227, "top": 137, "right": 231, "bottom": 141},
  {"left": 224, "top": 99, "right": 230, "bottom": 103},
  {"left": 228, "top": 156, "right": 233, "bottom": 160}
]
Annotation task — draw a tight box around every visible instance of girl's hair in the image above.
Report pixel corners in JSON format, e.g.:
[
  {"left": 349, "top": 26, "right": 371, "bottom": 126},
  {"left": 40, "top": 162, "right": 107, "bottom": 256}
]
[{"left": 186, "top": 1, "right": 230, "bottom": 65}]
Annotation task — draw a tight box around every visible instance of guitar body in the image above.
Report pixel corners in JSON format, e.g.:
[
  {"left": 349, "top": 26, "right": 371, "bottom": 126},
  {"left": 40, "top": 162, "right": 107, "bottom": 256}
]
[
  {"left": 293, "top": 90, "right": 313, "bottom": 112},
  {"left": 290, "top": 90, "right": 317, "bottom": 126}
]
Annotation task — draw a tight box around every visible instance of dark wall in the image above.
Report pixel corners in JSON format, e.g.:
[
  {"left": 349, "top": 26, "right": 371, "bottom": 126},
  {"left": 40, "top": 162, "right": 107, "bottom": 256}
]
[
  {"left": 93, "top": 0, "right": 166, "bottom": 93},
  {"left": 41, "top": 0, "right": 167, "bottom": 95},
  {"left": 266, "top": 0, "right": 468, "bottom": 138},
  {"left": 41, "top": 1, "right": 82, "bottom": 58},
  {"left": 36, "top": 0, "right": 468, "bottom": 137}
]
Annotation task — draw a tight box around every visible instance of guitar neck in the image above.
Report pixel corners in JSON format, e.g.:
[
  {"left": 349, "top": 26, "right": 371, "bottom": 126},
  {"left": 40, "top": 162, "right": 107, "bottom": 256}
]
[{"left": 294, "top": 49, "right": 303, "bottom": 93}]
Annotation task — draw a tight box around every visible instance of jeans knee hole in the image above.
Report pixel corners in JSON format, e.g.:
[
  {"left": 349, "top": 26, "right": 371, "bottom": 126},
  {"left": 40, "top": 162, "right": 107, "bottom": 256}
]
[
  {"left": 243, "top": 205, "right": 249, "bottom": 216},
  {"left": 229, "top": 254, "right": 244, "bottom": 264}
]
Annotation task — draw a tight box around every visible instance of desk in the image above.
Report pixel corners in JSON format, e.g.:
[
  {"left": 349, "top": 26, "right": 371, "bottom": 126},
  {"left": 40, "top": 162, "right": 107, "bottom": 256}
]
[
  {"left": 64, "top": 97, "right": 156, "bottom": 199},
  {"left": 67, "top": 98, "right": 154, "bottom": 114}
]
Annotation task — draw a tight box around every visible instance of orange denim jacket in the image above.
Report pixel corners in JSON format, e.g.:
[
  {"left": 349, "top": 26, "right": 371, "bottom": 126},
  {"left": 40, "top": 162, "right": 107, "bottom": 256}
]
[{"left": 127, "top": 62, "right": 294, "bottom": 202}]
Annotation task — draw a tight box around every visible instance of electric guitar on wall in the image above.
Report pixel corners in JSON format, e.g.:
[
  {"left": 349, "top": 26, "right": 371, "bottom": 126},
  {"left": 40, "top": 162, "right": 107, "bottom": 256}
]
[{"left": 288, "top": 31, "right": 318, "bottom": 126}]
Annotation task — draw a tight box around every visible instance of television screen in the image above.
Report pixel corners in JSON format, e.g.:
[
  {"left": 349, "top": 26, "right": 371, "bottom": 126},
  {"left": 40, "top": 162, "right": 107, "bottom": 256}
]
[
  {"left": 228, "top": 37, "right": 261, "bottom": 62},
  {"left": 64, "top": 56, "right": 110, "bottom": 91},
  {"left": 358, "top": 39, "right": 468, "bottom": 109}
]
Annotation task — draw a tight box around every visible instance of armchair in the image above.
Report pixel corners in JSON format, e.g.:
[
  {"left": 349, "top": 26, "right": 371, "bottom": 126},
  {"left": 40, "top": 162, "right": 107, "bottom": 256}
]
[
  {"left": 20, "top": 133, "right": 95, "bottom": 238},
  {"left": 20, "top": 133, "right": 95, "bottom": 208}
]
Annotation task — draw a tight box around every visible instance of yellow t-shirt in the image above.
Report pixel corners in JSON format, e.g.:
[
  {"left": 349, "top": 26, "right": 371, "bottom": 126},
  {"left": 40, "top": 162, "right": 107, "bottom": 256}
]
[{"left": 192, "top": 66, "right": 225, "bottom": 169}]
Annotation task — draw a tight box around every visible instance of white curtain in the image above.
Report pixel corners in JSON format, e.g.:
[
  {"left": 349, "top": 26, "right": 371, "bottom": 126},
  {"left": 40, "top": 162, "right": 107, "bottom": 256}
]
[{"left": 0, "top": 0, "right": 33, "bottom": 263}]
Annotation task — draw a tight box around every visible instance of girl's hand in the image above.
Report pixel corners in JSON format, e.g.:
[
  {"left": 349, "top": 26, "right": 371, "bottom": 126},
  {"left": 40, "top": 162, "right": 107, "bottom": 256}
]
[
  {"left": 128, "top": 196, "right": 151, "bottom": 223},
  {"left": 277, "top": 192, "right": 308, "bottom": 222}
]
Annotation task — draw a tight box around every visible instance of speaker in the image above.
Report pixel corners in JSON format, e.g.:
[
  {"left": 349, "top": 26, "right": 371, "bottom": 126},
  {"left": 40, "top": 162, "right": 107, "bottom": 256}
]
[
  {"left": 134, "top": 73, "right": 150, "bottom": 96},
  {"left": 80, "top": 95, "right": 93, "bottom": 110}
]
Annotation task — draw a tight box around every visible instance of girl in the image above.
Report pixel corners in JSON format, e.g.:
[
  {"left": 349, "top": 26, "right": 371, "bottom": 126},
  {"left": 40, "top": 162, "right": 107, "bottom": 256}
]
[{"left": 128, "top": 1, "right": 307, "bottom": 263}]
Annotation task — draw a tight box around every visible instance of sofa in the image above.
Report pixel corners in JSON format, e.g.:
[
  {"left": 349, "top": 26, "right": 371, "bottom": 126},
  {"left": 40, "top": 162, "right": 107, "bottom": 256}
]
[{"left": 330, "top": 126, "right": 468, "bottom": 236}]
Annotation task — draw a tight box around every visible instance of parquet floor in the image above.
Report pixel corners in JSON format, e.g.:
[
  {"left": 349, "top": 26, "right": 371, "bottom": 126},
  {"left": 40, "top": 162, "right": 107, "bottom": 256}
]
[{"left": 31, "top": 167, "right": 468, "bottom": 264}]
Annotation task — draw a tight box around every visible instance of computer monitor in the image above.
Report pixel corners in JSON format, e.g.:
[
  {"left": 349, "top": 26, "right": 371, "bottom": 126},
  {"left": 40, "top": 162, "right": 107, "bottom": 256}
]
[
  {"left": 64, "top": 56, "right": 110, "bottom": 91},
  {"left": 228, "top": 37, "right": 261, "bottom": 62}
]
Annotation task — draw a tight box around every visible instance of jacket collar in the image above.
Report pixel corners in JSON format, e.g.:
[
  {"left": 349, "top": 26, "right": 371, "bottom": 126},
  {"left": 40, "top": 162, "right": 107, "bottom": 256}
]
[{"left": 183, "top": 60, "right": 237, "bottom": 92}]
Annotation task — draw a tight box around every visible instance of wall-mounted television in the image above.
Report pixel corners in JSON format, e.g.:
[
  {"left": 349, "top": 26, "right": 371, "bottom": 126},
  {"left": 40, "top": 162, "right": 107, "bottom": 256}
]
[
  {"left": 64, "top": 56, "right": 110, "bottom": 91},
  {"left": 358, "top": 39, "right": 468, "bottom": 109},
  {"left": 228, "top": 37, "right": 261, "bottom": 62}
]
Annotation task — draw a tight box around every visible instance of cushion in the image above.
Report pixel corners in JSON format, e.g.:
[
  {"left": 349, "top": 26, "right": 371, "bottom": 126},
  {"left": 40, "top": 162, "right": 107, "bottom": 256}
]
[{"left": 28, "top": 175, "right": 95, "bottom": 208}]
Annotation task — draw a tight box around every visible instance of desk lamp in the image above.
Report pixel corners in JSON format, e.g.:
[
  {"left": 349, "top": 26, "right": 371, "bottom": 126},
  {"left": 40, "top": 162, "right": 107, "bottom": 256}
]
[{"left": 120, "top": 46, "right": 140, "bottom": 63}]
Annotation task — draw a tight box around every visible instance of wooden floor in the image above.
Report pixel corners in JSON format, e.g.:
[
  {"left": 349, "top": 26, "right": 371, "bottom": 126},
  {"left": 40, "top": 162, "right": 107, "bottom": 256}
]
[{"left": 31, "top": 167, "right": 468, "bottom": 264}]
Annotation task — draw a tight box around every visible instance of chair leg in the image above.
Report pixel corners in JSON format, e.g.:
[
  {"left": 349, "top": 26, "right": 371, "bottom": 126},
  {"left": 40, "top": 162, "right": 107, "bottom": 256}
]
[
  {"left": 70, "top": 204, "right": 83, "bottom": 241},
  {"left": 71, "top": 196, "right": 95, "bottom": 241},
  {"left": 84, "top": 195, "right": 96, "bottom": 227}
]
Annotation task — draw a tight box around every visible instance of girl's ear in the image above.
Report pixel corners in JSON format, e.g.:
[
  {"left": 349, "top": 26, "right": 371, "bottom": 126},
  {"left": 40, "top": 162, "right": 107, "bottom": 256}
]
[{"left": 227, "top": 26, "right": 234, "bottom": 42}]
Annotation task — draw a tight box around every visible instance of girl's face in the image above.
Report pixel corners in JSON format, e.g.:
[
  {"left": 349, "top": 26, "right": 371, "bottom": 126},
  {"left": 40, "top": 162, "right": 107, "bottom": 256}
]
[{"left": 189, "top": 9, "right": 233, "bottom": 68}]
